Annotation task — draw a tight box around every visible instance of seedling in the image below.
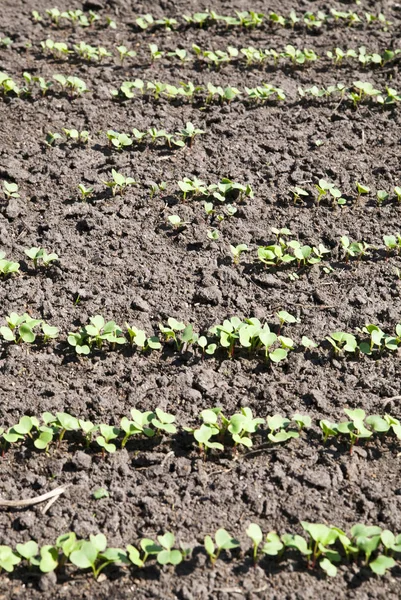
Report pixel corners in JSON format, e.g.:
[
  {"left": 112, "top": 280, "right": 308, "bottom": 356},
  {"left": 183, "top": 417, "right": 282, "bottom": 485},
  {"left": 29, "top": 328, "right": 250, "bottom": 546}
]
[
  {"left": 267, "top": 415, "right": 299, "bottom": 443},
  {"left": 102, "top": 169, "right": 137, "bottom": 196},
  {"left": 383, "top": 234, "right": 401, "bottom": 256},
  {"left": 69, "top": 534, "right": 128, "bottom": 579},
  {"left": 93, "top": 488, "right": 109, "bottom": 500},
  {"left": 230, "top": 244, "right": 248, "bottom": 265},
  {"left": 337, "top": 409, "right": 373, "bottom": 452},
  {"left": 204, "top": 529, "right": 240, "bottom": 565},
  {"left": 176, "top": 122, "right": 204, "bottom": 147},
  {"left": 0, "top": 253, "right": 19, "bottom": 276},
  {"left": 155, "top": 533, "right": 184, "bottom": 565},
  {"left": 340, "top": 236, "right": 370, "bottom": 262},
  {"left": 24, "top": 247, "right": 58, "bottom": 268},
  {"left": 3, "top": 181, "right": 19, "bottom": 199},
  {"left": 159, "top": 318, "right": 195, "bottom": 351},
  {"left": 45, "top": 132, "right": 62, "bottom": 147},
  {"left": 376, "top": 190, "right": 389, "bottom": 206},
  {"left": 125, "top": 325, "right": 161, "bottom": 352},
  {"left": 149, "top": 44, "right": 164, "bottom": 63},
  {"left": 301, "top": 522, "right": 341, "bottom": 576},
  {"left": 78, "top": 184, "right": 94, "bottom": 201},
  {"left": 291, "top": 186, "right": 309, "bottom": 204},
  {"left": 227, "top": 407, "right": 264, "bottom": 448},
  {"left": 96, "top": 425, "right": 120, "bottom": 455},
  {"left": 0, "top": 313, "right": 43, "bottom": 344},
  {"left": 149, "top": 181, "right": 167, "bottom": 198},
  {"left": 246, "top": 524, "right": 283, "bottom": 564},
  {"left": 394, "top": 187, "right": 401, "bottom": 203},
  {"left": 62, "top": 129, "right": 89, "bottom": 144},
  {"left": 325, "top": 332, "right": 357, "bottom": 355},
  {"left": 116, "top": 45, "right": 136, "bottom": 64},
  {"left": 315, "top": 179, "right": 345, "bottom": 206}
]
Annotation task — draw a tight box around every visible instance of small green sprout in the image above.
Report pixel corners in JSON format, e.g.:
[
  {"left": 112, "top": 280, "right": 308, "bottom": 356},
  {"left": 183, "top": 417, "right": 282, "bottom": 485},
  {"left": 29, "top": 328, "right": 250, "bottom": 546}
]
[
  {"left": 230, "top": 244, "right": 248, "bottom": 265},
  {"left": 78, "top": 184, "right": 94, "bottom": 201},
  {"left": 267, "top": 414, "right": 299, "bottom": 443},
  {"left": 125, "top": 325, "right": 161, "bottom": 352},
  {"left": 246, "top": 524, "right": 283, "bottom": 564},
  {"left": 70, "top": 534, "right": 128, "bottom": 579},
  {"left": 207, "top": 229, "right": 220, "bottom": 241},
  {"left": 167, "top": 215, "right": 187, "bottom": 229},
  {"left": 106, "top": 16, "right": 117, "bottom": 29},
  {"left": 394, "top": 187, "right": 401, "bottom": 203},
  {"left": 3, "top": 181, "right": 19, "bottom": 199},
  {"left": 290, "top": 187, "right": 309, "bottom": 204},
  {"left": 340, "top": 236, "right": 370, "bottom": 262},
  {"left": 93, "top": 488, "right": 109, "bottom": 500},
  {"left": 0, "top": 252, "right": 20, "bottom": 276},
  {"left": 176, "top": 122, "right": 204, "bottom": 147},
  {"left": 325, "top": 331, "right": 357, "bottom": 354},
  {"left": 156, "top": 533, "right": 184, "bottom": 565},
  {"left": 116, "top": 45, "right": 136, "bottom": 64},
  {"left": 96, "top": 425, "right": 120, "bottom": 455},
  {"left": 0, "top": 313, "right": 43, "bottom": 344},
  {"left": 0, "top": 547, "right": 21, "bottom": 572},
  {"left": 204, "top": 529, "right": 240, "bottom": 565},
  {"left": 102, "top": 169, "right": 137, "bottom": 196},
  {"left": 45, "top": 132, "right": 62, "bottom": 147},
  {"left": 301, "top": 522, "right": 340, "bottom": 576},
  {"left": 24, "top": 247, "right": 58, "bottom": 268},
  {"left": 149, "top": 44, "right": 164, "bottom": 63},
  {"left": 63, "top": 129, "right": 89, "bottom": 143},
  {"left": 376, "top": 190, "right": 389, "bottom": 206},
  {"left": 355, "top": 182, "right": 370, "bottom": 203}
]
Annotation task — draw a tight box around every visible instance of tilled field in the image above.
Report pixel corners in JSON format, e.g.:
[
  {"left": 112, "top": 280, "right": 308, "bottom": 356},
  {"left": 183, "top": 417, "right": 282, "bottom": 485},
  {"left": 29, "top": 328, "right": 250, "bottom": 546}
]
[{"left": 1, "top": 0, "right": 401, "bottom": 598}]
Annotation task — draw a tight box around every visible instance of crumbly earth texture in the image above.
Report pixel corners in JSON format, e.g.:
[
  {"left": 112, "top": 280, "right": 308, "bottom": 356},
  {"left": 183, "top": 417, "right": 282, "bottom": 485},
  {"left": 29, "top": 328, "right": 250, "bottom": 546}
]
[{"left": 0, "top": 0, "right": 401, "bottom": 598}]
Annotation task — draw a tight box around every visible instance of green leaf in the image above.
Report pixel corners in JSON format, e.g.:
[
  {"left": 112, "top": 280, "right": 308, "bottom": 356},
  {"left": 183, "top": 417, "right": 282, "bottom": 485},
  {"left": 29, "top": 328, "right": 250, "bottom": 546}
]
[
  {"left": 39, "top": 546, "right": 58, "bottom": 573},
  {"left": 16, "top": 540, "right": 38, "bottom": 561},
  {"left": 246, "top": 523, "right": 263, "bottom": 546},
  {"left": 320, "top": 557, "right": 337, "bottom": 577},
  {"left": 93, "top": 488, "right": 109, "bottom": 499},
  {"left": 215, "top": 529, "right": 240, "bottom": 550},
  {"left": 70, "top": 541, "right": 97, "bottom": 569},
  {"left": 370, "top": 555, "right": 395, "bottom": 575}
]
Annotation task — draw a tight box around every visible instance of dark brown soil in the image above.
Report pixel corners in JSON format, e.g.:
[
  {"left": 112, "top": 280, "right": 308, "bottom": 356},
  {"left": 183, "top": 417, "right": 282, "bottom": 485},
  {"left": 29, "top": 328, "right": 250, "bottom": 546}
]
[{"left": 1, "top": 0, "right": 401, "bottom": 597}]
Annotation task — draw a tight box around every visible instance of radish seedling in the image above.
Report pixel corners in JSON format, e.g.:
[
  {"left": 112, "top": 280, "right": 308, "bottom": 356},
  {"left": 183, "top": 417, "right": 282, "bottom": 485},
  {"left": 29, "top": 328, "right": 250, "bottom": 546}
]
[
  {"left": 340, "top": 236, "right": 370, "bottom": 262},
  {"left": 116, "top": 45, "right": 136, "bottom": 64},
  {"left": 159, "top": 318, "right": 194, "bottom": 351},
  {"left": 267, "top": 415, "right": 299, "bottom": 443},
  {"left": 204, "top": 529, "right": 240, "bottom": 565},
  {"left": 78, "top": 184, "right": 94, "bottom": 201},
  {"left": 176, "top": 122, "right": 204, "bottom": 147},
  {"left": 156, "top": 533, "right": 184, "bottom": 565},
  {"left": 376, "top": 190, "right": 389, "bottom": 206},
  {"left": 326, "top": 332, "right": 357, "bottom": 355},
  {"left": 291, "top": 187, "right": 309, "bottom": 204},
  {"left": 301, "top": 523, "right": 341, "bottom": 576},
  {"left": 70, "top": 534, "right": 128, "bottom": 579},
  {"left": 0, "top": 547, "right": 21, "bottom": 573},
  {"left": 227, "top": 407, "right": 264, "bottom": 448},
  {"left": 246, "top": 524, "right": 283, "bottom": 563},
  {"left": 230, "top": 244, "right": 248, "bottom": 265},
  {"left": 63, "top": 128, "right": 89, "bottom": 143},
  {"left": 0, "top": 253, "right": 19, "bottom": 276},
  {"left": 102, "top": 169, "right": 137, "bottom": 196},
  {"left": 96, "top": 425, "right": 120, "bottom": 455},
  {"left": 45, "top": 132, "right": 62, "bottom": 147},
  {"left": 0, "top": 313, "right": 42, "bottom": 344},
  {"left": 24, "top": 247, "right": 58, "bottom": 268},
  {"left": 125, "top": 325, "right": 161, "bottom": 351},
  {"left": 3, "top": 181, "right": 19, "bottom": 199}
]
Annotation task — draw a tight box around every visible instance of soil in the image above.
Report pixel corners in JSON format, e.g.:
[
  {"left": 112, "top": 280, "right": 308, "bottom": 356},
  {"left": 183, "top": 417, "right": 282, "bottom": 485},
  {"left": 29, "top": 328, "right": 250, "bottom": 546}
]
[{"left": 1, "top": 0, "right": 401, "bottom": 597}]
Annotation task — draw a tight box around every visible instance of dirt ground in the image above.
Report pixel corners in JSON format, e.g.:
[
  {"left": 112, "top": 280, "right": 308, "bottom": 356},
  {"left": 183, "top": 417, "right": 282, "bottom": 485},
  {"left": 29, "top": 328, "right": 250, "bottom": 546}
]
[{"left": 1, "top": 0, "right": 401, "bottom": 597}]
